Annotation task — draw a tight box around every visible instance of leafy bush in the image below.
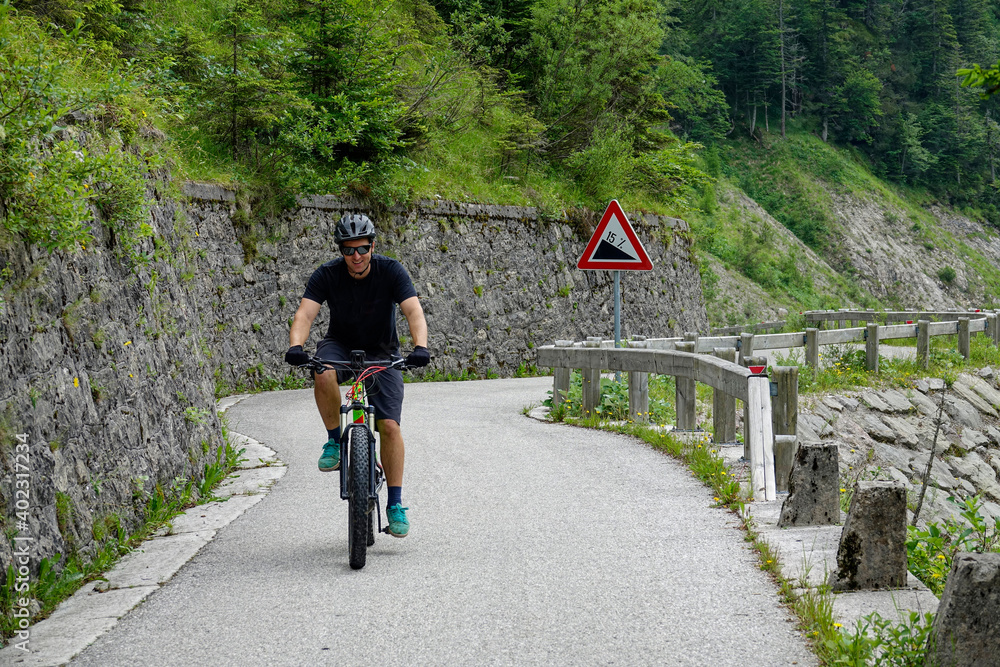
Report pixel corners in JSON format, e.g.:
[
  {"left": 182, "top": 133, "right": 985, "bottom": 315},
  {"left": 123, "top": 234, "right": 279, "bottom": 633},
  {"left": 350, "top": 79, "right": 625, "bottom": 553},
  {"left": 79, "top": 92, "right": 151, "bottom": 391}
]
[
  {"left": 0, "top": 8, "right": 150, "bottom": 254},
  {"left": 907, "top": 495, "right": 1000, "bottom": 595},
  {"left": 937, "top": 266, "right": 957, "bottom": 284}
]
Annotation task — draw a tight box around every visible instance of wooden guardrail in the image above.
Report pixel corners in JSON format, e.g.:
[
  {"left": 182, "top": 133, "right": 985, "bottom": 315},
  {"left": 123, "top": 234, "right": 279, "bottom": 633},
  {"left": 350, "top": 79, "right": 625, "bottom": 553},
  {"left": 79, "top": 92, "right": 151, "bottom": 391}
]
[
  {"left": 710, "top": 320, "right": 786, "bottom": 336},
  {"left": 803, "top": 309, "right": 989, "bottom": 328},
  {"left": 623, "top": 314, "right": 998, "bottom": 371},
  {"left": 537, "top": 312, "right": 1000, "bottom": 501},
  {"left": 537, "top": 338, "right": 779, "bottom": 501}
]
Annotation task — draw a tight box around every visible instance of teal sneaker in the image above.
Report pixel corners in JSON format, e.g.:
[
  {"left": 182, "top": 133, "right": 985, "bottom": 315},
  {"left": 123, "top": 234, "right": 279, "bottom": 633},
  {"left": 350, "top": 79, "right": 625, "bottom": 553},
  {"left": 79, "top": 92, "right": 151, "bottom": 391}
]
[
  {"left": 386, "top": 504, "right": 409, "bottom": 538},
  {"left": 318, "top": 439, "right": 340, "bottom": 472}
]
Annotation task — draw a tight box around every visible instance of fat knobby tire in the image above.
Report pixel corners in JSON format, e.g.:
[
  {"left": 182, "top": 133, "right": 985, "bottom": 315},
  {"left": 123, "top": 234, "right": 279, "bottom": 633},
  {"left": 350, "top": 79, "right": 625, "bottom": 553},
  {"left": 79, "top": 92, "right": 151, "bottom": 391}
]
[{"left": 348, "top": 428, "right": 370, "bottom": 570}]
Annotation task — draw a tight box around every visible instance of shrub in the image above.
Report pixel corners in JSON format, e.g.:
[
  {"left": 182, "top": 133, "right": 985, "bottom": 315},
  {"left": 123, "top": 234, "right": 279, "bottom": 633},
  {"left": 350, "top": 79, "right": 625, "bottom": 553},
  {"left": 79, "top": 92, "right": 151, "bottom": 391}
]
[{"left": 937, "top": 266, "right": 957, "bottom": 284}]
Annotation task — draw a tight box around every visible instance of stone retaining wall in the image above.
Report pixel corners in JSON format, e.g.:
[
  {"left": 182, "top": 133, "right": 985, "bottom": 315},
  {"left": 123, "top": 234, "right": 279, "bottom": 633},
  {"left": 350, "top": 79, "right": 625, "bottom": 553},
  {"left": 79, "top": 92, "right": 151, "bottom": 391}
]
[{"left": 0, "top": 183, "right": 706, "bottom": 573}]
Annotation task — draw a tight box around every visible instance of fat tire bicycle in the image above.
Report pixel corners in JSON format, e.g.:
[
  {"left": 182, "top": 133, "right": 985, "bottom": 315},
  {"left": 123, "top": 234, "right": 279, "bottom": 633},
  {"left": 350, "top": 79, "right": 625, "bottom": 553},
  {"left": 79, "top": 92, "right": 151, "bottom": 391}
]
[{"left": 299, "top": 350, "right": 409, "bottom": 570}]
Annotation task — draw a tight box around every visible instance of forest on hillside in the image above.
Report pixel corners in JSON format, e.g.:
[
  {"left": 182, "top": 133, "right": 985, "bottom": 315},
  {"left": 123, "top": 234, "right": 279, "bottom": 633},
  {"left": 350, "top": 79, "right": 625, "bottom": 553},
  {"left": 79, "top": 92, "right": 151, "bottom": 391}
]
[{"left": 1, "top": 0, "right": 999, "bottom": 255}]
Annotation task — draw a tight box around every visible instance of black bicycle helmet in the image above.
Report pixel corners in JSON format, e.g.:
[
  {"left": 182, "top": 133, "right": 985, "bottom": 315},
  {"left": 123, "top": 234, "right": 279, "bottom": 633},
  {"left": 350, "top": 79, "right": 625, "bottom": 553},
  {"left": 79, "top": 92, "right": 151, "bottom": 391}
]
[{"left": 335, "top": 213, "right": 377, "bottom": 245}]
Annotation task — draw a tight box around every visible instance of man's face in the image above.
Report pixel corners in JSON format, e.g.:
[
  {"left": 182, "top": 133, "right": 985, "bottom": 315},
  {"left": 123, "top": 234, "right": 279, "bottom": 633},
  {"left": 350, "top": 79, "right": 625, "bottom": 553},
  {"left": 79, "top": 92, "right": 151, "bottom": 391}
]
[{"left": 341, "top": 237, "right": 373, "bottom": 277}]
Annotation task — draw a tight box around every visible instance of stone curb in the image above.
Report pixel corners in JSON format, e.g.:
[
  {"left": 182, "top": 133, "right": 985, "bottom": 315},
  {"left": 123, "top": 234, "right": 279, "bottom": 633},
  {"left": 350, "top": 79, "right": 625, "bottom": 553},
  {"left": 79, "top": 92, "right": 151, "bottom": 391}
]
[
  {"left": 751, "top": 499, "right": 939, "bottom": 630},
  {"left": 0, "top": 399, "right": 284, "bottom": 666}
]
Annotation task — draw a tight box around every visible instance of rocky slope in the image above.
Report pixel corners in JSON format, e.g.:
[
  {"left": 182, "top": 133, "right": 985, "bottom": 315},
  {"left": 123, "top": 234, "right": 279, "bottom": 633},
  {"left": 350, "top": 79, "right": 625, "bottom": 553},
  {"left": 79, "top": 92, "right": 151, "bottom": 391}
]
[
  {"left": 798, "top": 372, "right": 1000, "bottom": 526},
  {"left": 702, "top": 183, "right": 1000, "bottom": 326}
]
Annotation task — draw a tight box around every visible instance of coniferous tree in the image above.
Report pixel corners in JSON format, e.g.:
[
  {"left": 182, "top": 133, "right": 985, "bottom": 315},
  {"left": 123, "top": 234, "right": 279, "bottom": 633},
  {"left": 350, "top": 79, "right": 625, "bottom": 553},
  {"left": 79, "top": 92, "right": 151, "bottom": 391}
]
[
  {"left": 288, "top": 0, "right": 405, "bottom": 166},
  {"left": 526, "top": 0, "right": 667, "bottom": 157},
  {"left": 196, "top": 0, "right": 299, "bottom": 161}
]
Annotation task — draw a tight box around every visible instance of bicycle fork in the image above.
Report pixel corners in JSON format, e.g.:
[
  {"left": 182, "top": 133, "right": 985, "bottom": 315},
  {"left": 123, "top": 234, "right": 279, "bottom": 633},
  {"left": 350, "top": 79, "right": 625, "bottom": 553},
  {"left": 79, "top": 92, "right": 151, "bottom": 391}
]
[{"left": 339, "top": 403, "right": 388, "bottom": 533}]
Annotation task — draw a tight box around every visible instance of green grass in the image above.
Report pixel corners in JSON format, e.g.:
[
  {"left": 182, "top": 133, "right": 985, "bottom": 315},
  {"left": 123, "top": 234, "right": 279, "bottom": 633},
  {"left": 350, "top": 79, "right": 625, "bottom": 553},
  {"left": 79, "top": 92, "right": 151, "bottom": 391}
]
[{"left": 767, "top": 334, "right": 1000, "bottom": 396}]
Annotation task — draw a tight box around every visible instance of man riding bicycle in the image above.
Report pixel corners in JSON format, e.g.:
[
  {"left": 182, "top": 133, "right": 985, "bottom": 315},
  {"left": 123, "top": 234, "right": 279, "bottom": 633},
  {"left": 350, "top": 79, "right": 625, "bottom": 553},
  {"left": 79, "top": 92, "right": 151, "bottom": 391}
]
[{"left": 284, "top": 213, "right": 429, "bottom": 538}]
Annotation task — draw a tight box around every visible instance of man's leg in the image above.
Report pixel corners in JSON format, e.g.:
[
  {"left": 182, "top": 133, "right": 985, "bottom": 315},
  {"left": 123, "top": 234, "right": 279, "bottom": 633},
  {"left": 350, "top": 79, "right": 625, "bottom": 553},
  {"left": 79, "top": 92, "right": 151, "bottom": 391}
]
[
  {"left": 378, "top": 419, "right": 409, "bottom": 537},
  {"left": 377, "top": 419, "right": 404, "bottom": 486},
  {"left": 314, "top": 370, "right": 342, "bottom": 470},
  {"left": 314, "top": 370, "right": 342, "bottom": 430}
]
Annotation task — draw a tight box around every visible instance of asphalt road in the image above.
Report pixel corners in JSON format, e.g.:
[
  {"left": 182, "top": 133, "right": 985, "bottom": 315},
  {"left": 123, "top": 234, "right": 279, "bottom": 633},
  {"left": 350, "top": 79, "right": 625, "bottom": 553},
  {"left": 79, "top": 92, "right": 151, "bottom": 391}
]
[{"left": 70, "top": 377, "right": 816, "bottom": 666}]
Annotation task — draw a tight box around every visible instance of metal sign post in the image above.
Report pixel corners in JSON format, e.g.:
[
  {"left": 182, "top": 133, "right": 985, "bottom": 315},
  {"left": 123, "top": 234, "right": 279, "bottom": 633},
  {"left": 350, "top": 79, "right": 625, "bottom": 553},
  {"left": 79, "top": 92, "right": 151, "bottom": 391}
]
[
  {"left": 614, "top": 270, "right": 621, "bottom": 381},
  {"left": 614, "top": 270, "right": 621, "bottom": 349}
]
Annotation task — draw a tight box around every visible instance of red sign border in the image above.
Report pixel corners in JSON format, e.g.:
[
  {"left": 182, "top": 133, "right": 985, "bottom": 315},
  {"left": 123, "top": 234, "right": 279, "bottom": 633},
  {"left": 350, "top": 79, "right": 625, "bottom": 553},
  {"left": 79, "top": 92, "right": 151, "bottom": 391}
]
[{"left": 577, "top": 200, "right": 653, "bottom": 271}]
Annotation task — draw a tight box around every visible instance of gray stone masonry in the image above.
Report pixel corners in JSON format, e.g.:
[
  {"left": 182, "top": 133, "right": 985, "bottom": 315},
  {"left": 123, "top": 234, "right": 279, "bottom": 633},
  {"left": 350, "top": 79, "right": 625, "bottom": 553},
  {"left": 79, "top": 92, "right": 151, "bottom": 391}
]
[
  {"left": 778, "top": 442, "right": 841, "bottom": 527},
  {"left": 796, "top": 373, "right": 1000, "bottom": 529},
  {"left": 830, "top": 481, "right": 908, "bottom": 591},
  {"left": 927, "top": 552, "right": 1000, "bottom": 667},
  {"left": 0, "top": 184, "right": 706, "bottom": 575}
]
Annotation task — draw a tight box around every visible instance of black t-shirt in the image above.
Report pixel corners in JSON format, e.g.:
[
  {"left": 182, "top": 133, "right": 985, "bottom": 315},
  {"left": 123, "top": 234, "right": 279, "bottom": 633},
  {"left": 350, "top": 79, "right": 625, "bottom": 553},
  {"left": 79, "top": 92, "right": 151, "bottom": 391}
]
[{"left": 303, "top": 255, "right": 418, "bottom": 356}]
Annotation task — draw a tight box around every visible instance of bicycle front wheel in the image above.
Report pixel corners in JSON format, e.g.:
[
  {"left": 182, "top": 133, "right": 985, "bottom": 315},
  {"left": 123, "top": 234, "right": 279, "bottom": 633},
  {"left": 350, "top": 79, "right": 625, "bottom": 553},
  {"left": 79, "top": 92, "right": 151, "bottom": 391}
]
[{"left": 347, "top": 427, "right": 371, "bottom": 570}]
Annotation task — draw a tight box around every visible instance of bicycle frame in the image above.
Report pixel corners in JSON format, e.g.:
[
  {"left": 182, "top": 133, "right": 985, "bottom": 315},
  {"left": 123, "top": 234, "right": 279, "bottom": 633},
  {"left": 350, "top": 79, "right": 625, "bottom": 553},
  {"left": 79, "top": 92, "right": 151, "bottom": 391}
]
[{"left": 303, "top": 351, "right": 406, "bottom": 532}]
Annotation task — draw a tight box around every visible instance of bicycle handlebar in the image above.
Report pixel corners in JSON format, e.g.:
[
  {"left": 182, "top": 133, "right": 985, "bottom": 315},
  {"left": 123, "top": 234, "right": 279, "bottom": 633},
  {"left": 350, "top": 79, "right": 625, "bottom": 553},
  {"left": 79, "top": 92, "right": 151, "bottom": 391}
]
[{"left": 299, "top": 355, "right": 409, "bottom": 375}]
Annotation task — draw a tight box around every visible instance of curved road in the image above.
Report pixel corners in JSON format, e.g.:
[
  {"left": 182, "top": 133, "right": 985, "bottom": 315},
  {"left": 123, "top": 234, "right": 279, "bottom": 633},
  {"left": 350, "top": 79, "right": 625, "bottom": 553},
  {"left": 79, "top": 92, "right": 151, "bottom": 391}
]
[{"left": 71, "top": 377, "right": 815, "bottom": 666}]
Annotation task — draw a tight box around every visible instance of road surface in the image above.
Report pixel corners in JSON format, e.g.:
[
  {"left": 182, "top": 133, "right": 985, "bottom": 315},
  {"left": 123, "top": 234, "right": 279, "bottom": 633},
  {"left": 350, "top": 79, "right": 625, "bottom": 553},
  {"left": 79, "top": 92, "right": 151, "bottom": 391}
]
[{"left": 71, "top": 377, "right": 816, "bottom": 666}]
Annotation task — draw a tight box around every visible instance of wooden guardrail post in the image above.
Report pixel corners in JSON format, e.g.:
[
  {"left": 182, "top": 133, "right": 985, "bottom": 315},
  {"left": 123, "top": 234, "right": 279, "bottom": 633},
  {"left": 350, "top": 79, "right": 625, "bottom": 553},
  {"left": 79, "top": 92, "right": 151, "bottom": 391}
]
[
  {"left": 740, "top": 332, "right": 755, "bottom": 363},
  {"left": 628, "top": 337, "right": 649, "bottom": 422},
  {"left": 739, "top": 335, "right": 753, "bottom": 457},
  {"left": 552, "top": 340, "right": 574, "bottom": 407},
  {"left": 987, "top": 313, "right": 997, "bottom": 345},
  {"left": 744, "top": 355, "right": 766, "bottom": 460},
  {"left": 774, "top": 435, "right": 798, "bottom": 494},
  {"left": 712, "top": 348, "right": 738, "bottom": 443},
  {"left": 771, "top": 366, "right": 798, "bottom": 493},
  {"left": 993, "top": 311, "right": 1000, "bottom": 347},
  {"left": 866, "top": 323, "right": 880, "bottom": 372},
  {"left": 917, "top": 320, "right": 930, "bottom": 370},
  {"left": 746, "top": 373, "right": 776, "bottom": 501},
  {"left": 805, "top": 328, "right": 819, "bottom": 368},
  {"left": 959, "top": 317, "right": 971, "bottom": 359},
  {"left": 675, "top": 341, "right": 697, "bottom": 429},
  {"left": 771, "top": 366, "right": 798, "bottom": 436},
  {"left": 582, "top": 337, "right": 602, "bottom": 418}
]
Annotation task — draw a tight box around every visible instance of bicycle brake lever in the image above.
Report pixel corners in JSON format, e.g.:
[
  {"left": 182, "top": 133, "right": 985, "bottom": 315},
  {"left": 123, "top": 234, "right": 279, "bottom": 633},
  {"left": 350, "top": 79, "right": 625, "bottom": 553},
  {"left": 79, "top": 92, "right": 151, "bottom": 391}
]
[{"left": 300, "top": 360, "right": 327, "bottom": 374}]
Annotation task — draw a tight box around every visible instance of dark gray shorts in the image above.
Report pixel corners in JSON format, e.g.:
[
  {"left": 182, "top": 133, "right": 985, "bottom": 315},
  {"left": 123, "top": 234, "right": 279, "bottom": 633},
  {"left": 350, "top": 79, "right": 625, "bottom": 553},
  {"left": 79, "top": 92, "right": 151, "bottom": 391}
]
[{"left": 315, "top": 338, "right": 404, "bottom": 424}]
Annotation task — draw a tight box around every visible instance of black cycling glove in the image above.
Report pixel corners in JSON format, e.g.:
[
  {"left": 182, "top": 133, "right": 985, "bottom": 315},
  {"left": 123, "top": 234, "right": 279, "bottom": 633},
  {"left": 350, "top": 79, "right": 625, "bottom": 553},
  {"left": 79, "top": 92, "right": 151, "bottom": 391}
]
[
  {"left": 284, "top": 345, "right": 309, "bottom": 366},
  {"left": 405, "top": 346, "right": 431, "bottom": 368}
]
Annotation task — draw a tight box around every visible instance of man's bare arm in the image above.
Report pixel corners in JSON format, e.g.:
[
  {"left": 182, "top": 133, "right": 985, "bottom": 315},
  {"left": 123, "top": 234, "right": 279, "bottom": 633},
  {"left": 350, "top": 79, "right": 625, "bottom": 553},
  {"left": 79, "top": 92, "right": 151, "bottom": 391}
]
[
  {"left": 289, "top": 298, "right": 322, "bottom": 347},
  {"left": 399, "top": 296, "right": 428, "bottom": 348}
]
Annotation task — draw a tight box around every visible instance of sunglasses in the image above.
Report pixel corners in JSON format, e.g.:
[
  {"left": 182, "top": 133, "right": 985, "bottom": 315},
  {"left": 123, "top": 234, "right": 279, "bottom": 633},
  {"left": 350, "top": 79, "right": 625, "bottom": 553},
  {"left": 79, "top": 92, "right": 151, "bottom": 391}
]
[{"left": 340, "top": 244, "right": 372, "bottom": 256}]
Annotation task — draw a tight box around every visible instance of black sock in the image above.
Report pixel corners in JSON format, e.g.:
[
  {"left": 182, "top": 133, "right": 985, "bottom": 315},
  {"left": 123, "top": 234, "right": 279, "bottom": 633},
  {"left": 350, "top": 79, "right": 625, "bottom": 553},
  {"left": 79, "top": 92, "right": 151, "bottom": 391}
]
[
  {"left": 388, "top": 486, "right": 402, "bottom": 507},
  {"left": 327, "top": 427, "right": 341, "bottom": 443}
]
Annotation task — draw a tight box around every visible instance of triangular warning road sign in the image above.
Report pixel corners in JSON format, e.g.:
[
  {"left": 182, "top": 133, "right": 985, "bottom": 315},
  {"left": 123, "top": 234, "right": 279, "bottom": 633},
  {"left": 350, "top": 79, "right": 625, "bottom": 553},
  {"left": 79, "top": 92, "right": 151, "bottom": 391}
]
[{"left": 577, "top": 200, "right": 653, "bottom": 271}]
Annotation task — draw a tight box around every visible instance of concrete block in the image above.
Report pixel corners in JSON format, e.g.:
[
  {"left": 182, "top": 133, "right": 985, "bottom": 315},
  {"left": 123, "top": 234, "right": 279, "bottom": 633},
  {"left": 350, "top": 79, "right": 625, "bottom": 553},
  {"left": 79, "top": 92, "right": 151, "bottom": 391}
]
[
  {"left": 778, "top": 442, "right": 841, "bottom": 527},
  {"left": 928, "top": 552, "right": 1000, "bottom": 667},
  {"left": 829, "top": 481, "right": 908, "bottom": 591}
]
